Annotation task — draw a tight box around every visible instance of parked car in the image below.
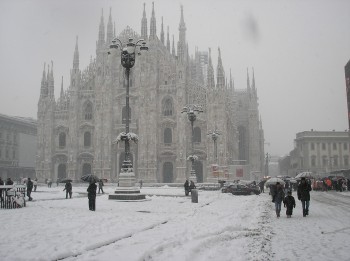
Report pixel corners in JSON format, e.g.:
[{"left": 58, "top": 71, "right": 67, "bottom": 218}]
[{"left": 222, "top": 184, "right": 260, "bottom": 195}]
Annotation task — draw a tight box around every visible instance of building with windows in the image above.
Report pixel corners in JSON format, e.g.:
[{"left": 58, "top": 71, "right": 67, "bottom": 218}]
[
  {"left": 0, "top": 114, "right": 37, "bottom": 181},
  {"left": 285, "top": 130, "right": 350, "bottom": 176},
  {"left": 36, "top": 4, "right": 264, "bottom": 183}
]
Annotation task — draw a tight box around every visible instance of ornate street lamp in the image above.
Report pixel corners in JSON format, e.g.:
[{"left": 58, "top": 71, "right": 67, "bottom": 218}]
[
  {"left": 108, "top": 37, "right": 148, "bottom": 200},
  {"left": 207, "top": 127, "right": 221, "bottom": 164},
  {"left": 181, "top": 104, "right": 203, "bottom": 182}
]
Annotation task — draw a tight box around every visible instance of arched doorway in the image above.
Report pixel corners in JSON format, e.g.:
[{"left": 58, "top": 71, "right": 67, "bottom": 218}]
[
  {"left": 194, "top": 161, "right": 203, "bottom": 182},
  {"left": 58, "top": 164, "right": 67, "bottom": 179},
  {"left": 163, "top": 162, "right": 173, "bottom": 183},
  {"left": 82, "top": 163, "right": 92, "bottom": 176}
]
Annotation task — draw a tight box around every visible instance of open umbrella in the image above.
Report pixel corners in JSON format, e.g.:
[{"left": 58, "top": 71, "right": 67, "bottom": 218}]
[
  {"left": 295, "top": 172, "right": 313, "bottom": 179},
  {"left": 265, "top": 177, "right": 285, "bottom": 186},
  {"left": 81, "top": 174, "right": 100, "bottom": 183},
  {"left": 60, "top": 178, "right": 73, "bottom": 183}
]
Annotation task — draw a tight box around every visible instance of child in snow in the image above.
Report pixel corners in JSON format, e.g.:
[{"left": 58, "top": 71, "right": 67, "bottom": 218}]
[{"left": 283, "top": 190, "right": 296, "bottom": 218}]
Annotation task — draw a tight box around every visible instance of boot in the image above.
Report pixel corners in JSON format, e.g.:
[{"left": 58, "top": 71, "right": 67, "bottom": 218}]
[{"left": 303, "top": 209, "right": 306, "bottom": 217}]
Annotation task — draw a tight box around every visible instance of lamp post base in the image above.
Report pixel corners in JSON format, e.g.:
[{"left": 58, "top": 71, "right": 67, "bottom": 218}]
[
  {"left": 108, "top": 169, "right": 146, "bottom": 201},
  {"left": 189, "top": 169, "right": 197, "bottom": 183}
]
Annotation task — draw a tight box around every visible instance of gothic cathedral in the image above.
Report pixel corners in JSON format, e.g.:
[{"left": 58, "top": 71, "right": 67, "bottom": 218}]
[{"left": 36, "top": 4, "right": 264, "bottom": 183}]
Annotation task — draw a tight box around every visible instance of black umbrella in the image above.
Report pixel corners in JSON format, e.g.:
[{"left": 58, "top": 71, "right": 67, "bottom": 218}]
[
  {"left": 81, "top": 174, "right": 100, "bottom": 183},
  {"left": 60, "top": 178, "right": 73, "bottom": 183}
]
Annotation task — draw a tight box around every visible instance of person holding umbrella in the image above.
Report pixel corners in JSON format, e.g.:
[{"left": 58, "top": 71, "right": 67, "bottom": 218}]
[
  {"left": 27, "top": 178, "right": 33, "bottom": 201},
  {"left": 87, "top": 180, "right": 97, "bottom": 211},
  {"left": 63, "top": 181, "right": 73, "bottom": 199},
  {"left": 272, "top": 182, "right": 284, "bottom": 218},
  {"left": 297, "top": 177, "right": 312, "bottom": 217}
]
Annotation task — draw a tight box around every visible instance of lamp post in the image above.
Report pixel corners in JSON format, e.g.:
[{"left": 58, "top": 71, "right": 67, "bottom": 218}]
[
  {"left": 108, "top": 37, "right": 148, "bottom": 200},
  {"left": 181, "top": 104, "right": 203, "bottom": 182},
  {"left": 207, "top": 127, "right": 221, "bottom": 164}
]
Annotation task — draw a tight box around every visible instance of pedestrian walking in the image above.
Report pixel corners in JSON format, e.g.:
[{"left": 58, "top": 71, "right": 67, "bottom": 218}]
[
  {"left": 283, "top": 190, "right": 296, "bottom": 218},
  {"left": 33, "top": 179, "right": 38, "bottom": 192},
  {"left": 87, "top": 180, "right": 97, "bottom": 211},
  {"left": 47, "top": 179, "right": 52, "bottom": 188},
  {"left": 272, "top": 182, "right": 284, "bottom": 218},
  {"left": 0, "top": 177, "right": 4, "bottom": 202},
  {"left": 63, "top": 181, "right": 72, "bottom": 199},
  {"left": 189, "top": 180, "right": 196, "bottom": 194},
  {"left": 98, "top": 179, "right": 104, "bottom": 194},
  {"left": 297, "top": 177, "right": 312, "bottom": 217},
  {"left": 184, "top": 180, "right": 190, "bottom": 196},
  {"left": 27, "top": 178, "right": 33, "bottom": 201}
]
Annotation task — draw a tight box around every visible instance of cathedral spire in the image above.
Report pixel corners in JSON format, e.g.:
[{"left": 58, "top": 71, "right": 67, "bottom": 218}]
[
  {"left": 207, "top": 48, "right": 215, "bottom": 89},
  {"left": 106, "top": 7, "right": 113, "bottom": 45},
  {"left": 98, "top": 9, "right": 105, "bottom": 46},
  {"left": 48, "top": 61, "right": 55, "bottom": 99},
  {"left": 247, "top": 68, "right": 251, "bottom": 91},
  {"left": 216, "top": 47, "right": 225, "bottom": 88},
  {"left": 150, "top": 2, "right": 157, "bottom": 39},
  {"left": 252, "top": 67, "right": 256, "bottom": 92},
  {"left": 40, "top": 62, "right": 47, "bottom": 98},
  {"left": 73, "top": 36, "right": 79, "bottom": 70},
  {"left": 113, "top": 22, "right": 116, "bottom": 38},
  {"left": 166, "top": 26, "right": 170, "bottom": 51},
  {"left": 177, "top": 5, "right": 186, "bottom": 62},
  {"left": 60, "top": 76, "right": 64, "bottom": 99},
  {"left": 160, "top": 17, "right": 165, "bottom": 45},
  {"left": 141, "top": 3, "right": 148, "bottom": 40},
  {"left": 172, "top": 35, "right": 175, "bottom": 56}
]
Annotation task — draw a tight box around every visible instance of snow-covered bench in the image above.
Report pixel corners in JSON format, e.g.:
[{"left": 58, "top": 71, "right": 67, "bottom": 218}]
[{"left": 0, "top": 185, "right": 26, "bottom": 209}]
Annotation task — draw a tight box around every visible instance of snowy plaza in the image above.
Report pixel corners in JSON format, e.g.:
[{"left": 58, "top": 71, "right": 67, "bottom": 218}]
[{"left": 1, "top": 184, "right": 350, "bottom": 261}]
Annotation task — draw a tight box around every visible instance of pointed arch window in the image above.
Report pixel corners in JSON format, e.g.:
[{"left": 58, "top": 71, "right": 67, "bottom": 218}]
[
  {"left": 163, "top": 98, "right": 173, "bottom": 116},
  {"left": 122, "top": 106, "right": 131, "bottom": 124},
  {"left": 84, "top": 132, "right": 91, "bottom": 147},
  {"left": 83, "top": 102, "right": 93, "bottom": 121},
  {"left": 193, "top": 127, "right": 201, "bottom": 143},
  {"left": 164, "top": 128, "right": 172, "bottom": 144},
  {"left": 59, "top": 132, "right": 66, "bottom": 148}
]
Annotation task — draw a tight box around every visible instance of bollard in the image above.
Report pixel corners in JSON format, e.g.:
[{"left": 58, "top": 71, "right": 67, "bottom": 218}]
[{"left": 191, "top": 189, "right": 198, "bottom": 203}]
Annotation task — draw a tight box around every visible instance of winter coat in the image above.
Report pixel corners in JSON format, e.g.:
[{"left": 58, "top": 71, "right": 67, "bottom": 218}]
[
  {"left": 27, "top": 180, "right": 33, "bottom": 191},
  {"left": 6, "top": 179, "right": 14, "bottom": 185},
  {"left": 64, "top": 182, "right": 72, "bottom": 192},
  {"left": 273, "top": 187, "right": 284, "bottom": 203},
  {"left": 98, "top": 181, "right": 104, "bottom": 188},
  {"left": 297, "top": 181, "right": 312, "bottom": 201},
  {"left": 184, "top": 180, "right": 189, "bottom": 191},
  {"left": 87, "top": 183, "right": 97, "bottom": 198},
  {"left": 283, "top": 195, "right": 296, "bottom": 209}
]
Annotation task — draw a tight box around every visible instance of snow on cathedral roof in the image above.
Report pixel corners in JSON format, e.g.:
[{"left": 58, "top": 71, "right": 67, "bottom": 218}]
[{"left": 118, "top": 26, "right": 140, "bottom": 42}]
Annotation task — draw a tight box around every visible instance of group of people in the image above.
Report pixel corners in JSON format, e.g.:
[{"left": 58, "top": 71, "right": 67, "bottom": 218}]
[
  {"left": 184, "top": 180, "right": 196, "bottom": 196},
  {"left": 271, "top": 177, "right": 312, "bottom": 218}
]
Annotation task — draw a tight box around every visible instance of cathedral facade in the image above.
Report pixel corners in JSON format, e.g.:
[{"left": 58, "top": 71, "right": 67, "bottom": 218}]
[{"left": 35, "top": 4, "right": 264, "bottom": 183}]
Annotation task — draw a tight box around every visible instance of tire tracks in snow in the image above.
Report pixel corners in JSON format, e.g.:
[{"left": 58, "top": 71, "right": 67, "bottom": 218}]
[{"left": 55, "top": 198, "right": 215, "bottom": 261}]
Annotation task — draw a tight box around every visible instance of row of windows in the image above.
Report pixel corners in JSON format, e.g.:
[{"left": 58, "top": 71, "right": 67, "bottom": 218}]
[
  {"left": 59, "top": 132, "right": 91, "bottom": 148},
  {"left": 82, "top": 98, "right": 176, "bottom": 122},
  {"left": 0, "top": 147, "right": 16, "bottom": 160},
  {"left": 310, "top": 156, "right": 349, "bottom": 167},
  {"left": 58, "top": 127, "right": 202, "bottom": 149},
  {"left": 309, "top": 142, "right": 348, "bottom": 151},
  {"left": 0, "top": 131, "right": 17, "bottom": 143}
]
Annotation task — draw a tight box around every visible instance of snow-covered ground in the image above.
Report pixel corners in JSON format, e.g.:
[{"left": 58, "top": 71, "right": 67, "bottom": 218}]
[{"left": 1, "top": 184, "right": 349, "bottom": 261}]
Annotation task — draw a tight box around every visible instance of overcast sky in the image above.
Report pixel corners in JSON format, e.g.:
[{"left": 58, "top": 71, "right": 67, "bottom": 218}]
[{"left": 1, "top": 0, "right": 350, "bottom": 157}]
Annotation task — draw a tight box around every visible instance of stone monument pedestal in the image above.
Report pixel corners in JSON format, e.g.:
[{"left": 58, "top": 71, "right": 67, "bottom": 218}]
[{"left": 109, "top": 170, "right": 146, "bottom": 201}]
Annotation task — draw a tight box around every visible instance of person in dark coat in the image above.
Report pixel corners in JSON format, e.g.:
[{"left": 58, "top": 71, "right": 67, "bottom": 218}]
[
  {"left": 189, "top": 180, "right": 196, "bottom": 193},
  {"left": 0, "top": 177, "right": 4, "bottom": 202},
  {"left": 27, "top": 178, "right": 33, "bottom": 201},
  {"left": 87, "top": 180, "right": 97, "bottom": 211},
  {"left": 6, "top": 177, "right": 14, "bottom": 185},
  {"left": 283, "top": 190, "right": 296, "bottom": 218},
  {"left": 272, "top": 182, "right": 284, "bottom": 218},
  {"left": 63, "top": 181, "right": 72, "bottom": 199},
  {"left": 184, "top": 180, "right": 190, "bottom": 196},
  {"left": 258, "top": 180, "right": 265, "bottom": 193},
  {"left": 297, "top": 177, "right": 312, "bottom": 217},
  {"left": 98, "top": 180, "right": 104, "bottom": 194}
]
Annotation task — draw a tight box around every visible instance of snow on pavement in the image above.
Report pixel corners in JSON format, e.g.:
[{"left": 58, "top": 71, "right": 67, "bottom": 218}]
[{"left": 0, "top": 184, "right": 349, "bottom": 261}]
